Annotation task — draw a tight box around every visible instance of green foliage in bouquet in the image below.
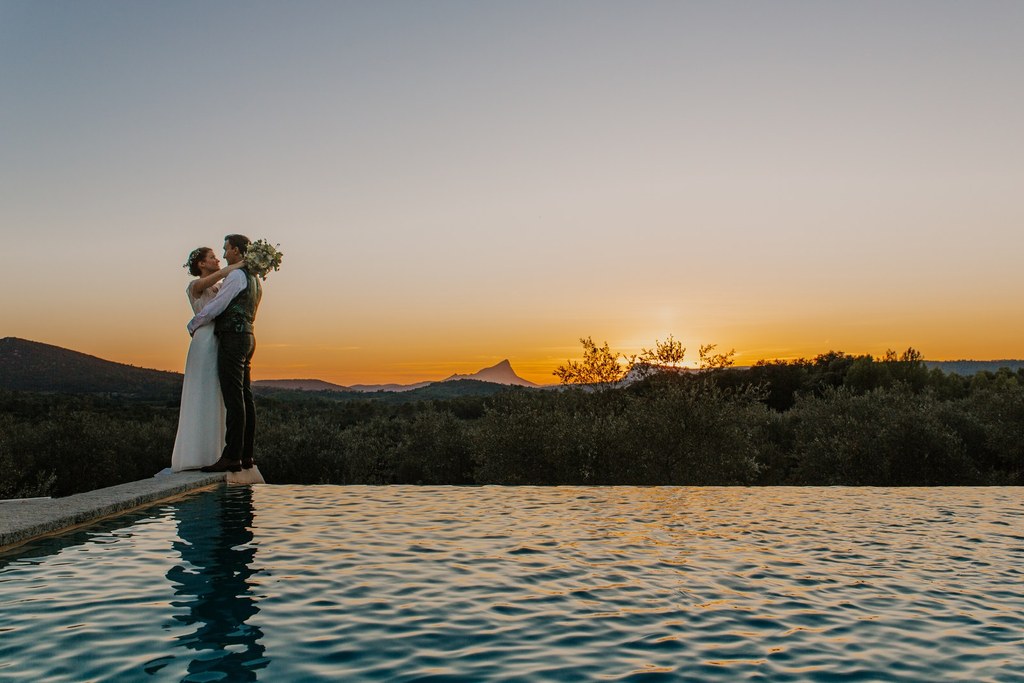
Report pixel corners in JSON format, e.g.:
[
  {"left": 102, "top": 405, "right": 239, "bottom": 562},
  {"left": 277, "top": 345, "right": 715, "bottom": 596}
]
[{"left": 244, "top": 239, "right": 284, "bottom": 280}]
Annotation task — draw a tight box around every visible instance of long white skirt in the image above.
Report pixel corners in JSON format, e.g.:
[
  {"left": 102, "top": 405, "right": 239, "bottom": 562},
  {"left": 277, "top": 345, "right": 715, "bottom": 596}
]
[{"left": 171, "top": 325, "right": 226, "bottom": 471}]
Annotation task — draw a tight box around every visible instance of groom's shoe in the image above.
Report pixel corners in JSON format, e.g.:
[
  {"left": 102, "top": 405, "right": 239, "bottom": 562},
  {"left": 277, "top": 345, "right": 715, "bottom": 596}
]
[
  {"left": 201, "top": 458, "right": 243, "bottom": 473},
  {"left": 241, "top": 458, "right": 255, "bottom": 469}
]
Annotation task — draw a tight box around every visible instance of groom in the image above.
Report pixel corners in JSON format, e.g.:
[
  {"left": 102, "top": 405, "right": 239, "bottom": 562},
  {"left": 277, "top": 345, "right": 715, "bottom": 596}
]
[{"left": 187, "top": 234, "right": 263, "bottom": 473}]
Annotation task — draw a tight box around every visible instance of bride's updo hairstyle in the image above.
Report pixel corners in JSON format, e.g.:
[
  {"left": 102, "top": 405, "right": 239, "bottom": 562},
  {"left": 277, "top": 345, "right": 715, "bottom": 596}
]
[{"left": 184, "top": 247, "right": 213, "bottom": 276}]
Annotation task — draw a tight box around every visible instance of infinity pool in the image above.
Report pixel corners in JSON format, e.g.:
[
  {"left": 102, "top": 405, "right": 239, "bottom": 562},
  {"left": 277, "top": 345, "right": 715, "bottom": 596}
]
[{"left": 1, "top": 485, "right": 1021, "bottom": 681}]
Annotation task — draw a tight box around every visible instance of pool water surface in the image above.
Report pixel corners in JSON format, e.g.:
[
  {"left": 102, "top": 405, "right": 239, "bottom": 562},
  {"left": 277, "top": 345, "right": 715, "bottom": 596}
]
[{"left": 1, "top": 485, "right": 1022, "bottom": 681}]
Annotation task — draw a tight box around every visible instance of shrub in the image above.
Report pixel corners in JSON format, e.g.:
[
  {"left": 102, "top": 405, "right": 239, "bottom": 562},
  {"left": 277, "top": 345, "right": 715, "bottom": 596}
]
[
  {"left": 789, "top": 386, "right": 980, "bottom": 485},
  {"left": 620, "top": 378, "right": 767, "bottom": 485}
]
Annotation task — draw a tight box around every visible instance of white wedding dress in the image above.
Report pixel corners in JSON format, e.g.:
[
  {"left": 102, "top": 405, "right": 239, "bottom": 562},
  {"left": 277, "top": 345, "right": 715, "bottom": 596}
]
[{"left": 171, "top": 282, "right": 226, "bottom": 471}]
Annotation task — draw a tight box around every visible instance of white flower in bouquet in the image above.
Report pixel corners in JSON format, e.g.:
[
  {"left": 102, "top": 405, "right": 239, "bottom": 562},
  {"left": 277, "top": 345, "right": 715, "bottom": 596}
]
[{"left": 244, "top": 239, "right": 284, "bottom": 281}]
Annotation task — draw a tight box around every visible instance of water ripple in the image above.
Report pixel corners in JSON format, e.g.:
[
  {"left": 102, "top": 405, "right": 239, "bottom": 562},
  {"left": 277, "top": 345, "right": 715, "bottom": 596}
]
[{"left": 1, "top": 486, "right": 1022, "bottom": 681}]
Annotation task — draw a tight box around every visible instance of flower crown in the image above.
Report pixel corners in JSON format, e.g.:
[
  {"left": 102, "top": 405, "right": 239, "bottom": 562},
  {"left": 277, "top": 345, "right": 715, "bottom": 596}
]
[{"left": 182, "top": 248, "right": 206, "bottom": 271}]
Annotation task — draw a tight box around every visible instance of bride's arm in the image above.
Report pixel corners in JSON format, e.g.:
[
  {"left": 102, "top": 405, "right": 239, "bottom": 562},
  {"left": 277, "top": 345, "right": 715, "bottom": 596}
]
[{"left": 190, "top": 261, "right": 244, "bottom": 298}]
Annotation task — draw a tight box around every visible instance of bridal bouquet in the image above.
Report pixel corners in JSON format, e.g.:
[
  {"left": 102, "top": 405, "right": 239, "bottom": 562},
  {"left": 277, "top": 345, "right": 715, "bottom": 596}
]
[{"left": 245, "top": 239, "right": 284, "bottom": 281}]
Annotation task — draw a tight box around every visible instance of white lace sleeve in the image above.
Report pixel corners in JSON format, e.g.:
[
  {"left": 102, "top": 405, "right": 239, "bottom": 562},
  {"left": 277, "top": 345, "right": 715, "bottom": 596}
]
[{"left": 186, "top": 281, "right": 200, "bottom": 309}]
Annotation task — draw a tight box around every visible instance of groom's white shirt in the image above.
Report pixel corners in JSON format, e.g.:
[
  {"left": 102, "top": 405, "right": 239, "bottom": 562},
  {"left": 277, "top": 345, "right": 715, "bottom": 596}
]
[{"left": 187, "top": 269, "right": 248, "bottom": 335}]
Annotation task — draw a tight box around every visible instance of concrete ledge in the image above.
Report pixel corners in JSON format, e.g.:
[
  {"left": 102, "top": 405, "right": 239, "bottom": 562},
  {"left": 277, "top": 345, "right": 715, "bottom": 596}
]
[{"left": 0, "top": 471, "right": 226, "bottom": 550}]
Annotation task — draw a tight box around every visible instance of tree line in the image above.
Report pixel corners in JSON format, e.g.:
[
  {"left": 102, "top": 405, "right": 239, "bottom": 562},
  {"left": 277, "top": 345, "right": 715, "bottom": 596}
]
[{"left": 1, "top": 342, "right": 1022, "bottom": 498}]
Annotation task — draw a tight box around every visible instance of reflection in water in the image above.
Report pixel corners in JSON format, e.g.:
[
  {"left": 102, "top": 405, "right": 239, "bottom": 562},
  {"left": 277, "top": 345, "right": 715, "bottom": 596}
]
[{"left": 167, "top": 486, "right": 268, "bottom": 681}]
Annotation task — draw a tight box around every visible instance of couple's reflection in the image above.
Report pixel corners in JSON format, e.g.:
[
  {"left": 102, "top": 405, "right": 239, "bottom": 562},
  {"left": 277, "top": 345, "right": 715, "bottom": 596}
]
[{"left": 167, "top": 485, "right": 268, "bottom": 681}]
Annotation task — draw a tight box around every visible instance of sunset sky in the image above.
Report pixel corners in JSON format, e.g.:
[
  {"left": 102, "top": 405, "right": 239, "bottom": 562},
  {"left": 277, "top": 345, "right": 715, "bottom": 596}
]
[{"left": 2, "top": 1, "right": 1022, "bottom": 385}]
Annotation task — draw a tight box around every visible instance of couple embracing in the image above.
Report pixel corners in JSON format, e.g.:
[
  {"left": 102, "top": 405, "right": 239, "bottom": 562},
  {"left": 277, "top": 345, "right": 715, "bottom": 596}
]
[{"left": 171, "top": 234, "right": 265, "bottom": 482}]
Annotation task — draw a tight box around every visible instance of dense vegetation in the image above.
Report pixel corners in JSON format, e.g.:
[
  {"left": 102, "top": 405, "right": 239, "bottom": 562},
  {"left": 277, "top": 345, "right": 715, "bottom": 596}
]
[{"left": 2, "top": 349, "right": 1022, "bottom": 499}]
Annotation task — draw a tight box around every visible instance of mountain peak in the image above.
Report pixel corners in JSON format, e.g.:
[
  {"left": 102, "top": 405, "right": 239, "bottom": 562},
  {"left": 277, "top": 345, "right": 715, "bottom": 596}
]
[{"left": 443, "top": 359, "right": 538, "bottom": 387}]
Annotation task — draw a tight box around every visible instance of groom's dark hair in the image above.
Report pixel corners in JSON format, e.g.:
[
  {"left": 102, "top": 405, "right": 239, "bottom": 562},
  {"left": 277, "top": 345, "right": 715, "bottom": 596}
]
[{"left": 224, "top": 234, "right": 251, "bottom": 256}]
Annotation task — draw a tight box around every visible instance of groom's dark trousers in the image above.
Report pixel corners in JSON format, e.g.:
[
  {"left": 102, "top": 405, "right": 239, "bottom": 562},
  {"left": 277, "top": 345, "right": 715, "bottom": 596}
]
[{"left": 218, "top": 331, "right": 256, "bottom": 463}]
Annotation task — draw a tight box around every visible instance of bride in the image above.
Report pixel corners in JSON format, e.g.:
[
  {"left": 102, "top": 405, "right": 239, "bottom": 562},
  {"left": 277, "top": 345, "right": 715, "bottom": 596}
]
[{"left": 171, "top": 247, "right": 243, "bottom": 472}]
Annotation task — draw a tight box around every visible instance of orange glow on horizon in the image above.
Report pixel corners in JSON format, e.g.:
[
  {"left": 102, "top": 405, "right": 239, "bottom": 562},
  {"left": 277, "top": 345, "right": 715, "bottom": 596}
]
[{"left": 23, "top": 310, "right": 1024, "bottom": 388}]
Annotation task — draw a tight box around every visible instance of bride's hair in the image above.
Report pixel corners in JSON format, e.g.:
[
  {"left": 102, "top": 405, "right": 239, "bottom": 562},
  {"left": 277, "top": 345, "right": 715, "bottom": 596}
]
[{"left": 184, "top": 247, "right": 213, "bottom": 276}]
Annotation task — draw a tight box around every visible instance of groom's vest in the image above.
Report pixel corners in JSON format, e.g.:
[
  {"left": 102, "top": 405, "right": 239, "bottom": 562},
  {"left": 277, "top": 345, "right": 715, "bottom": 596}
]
[{"left": 214, "top": 268, "right": 262, "bottom": 335}]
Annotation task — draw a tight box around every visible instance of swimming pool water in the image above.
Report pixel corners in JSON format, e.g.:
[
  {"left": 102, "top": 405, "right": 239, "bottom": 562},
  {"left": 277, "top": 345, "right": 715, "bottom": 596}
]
[{"left": 1, "top": 485, "right": 1022, "bottom": 681}]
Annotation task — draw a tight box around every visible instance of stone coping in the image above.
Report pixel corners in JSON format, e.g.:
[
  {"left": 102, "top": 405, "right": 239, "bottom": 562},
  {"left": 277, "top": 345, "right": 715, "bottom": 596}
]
[{"left": 0, "top": 471, "right": 227, "bottom": 550}]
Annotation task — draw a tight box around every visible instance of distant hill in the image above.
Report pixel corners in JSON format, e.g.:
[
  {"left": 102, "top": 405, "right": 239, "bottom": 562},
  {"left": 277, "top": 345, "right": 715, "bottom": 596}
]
[
  {"left": 255, "top": 378, "right": 353, "bottom": 392},
  {"left": 925, "top": 360, "right": 1024, "bottom": 375},
  {"left": 254, "top": 358, "right": 538, "bottom": 393},
  {"left": 254, "top": 379, "right": 518, "bottom": 403},
  {"left": 347, "top": 381, "right": 432, "bottom": 393},
  {"left": 397, "top": 379, "right": 521, "bottom": 401},
  {"left": 0, "top": 337, "right": 182, "bottom": 399}
]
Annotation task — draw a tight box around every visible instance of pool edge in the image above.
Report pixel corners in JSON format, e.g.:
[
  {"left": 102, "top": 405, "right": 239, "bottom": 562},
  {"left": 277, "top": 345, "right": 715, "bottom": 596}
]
[{"left": 0, "top": 471, "right": 228, "bottom": 551}]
